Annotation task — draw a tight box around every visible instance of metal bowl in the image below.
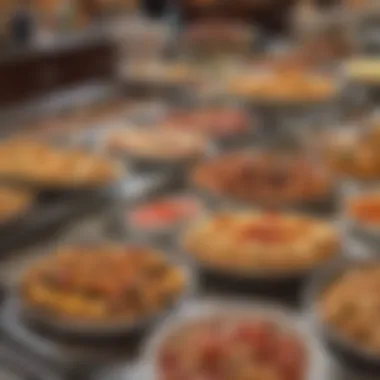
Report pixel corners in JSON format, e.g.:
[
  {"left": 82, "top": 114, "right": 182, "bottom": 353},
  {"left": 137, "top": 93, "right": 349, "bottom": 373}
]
[
  {"left": 16, "top": 242, "right": 195, "bottom": 339},
  {"left": 137, "top": 298, "right": 329, "bottom": 380}
]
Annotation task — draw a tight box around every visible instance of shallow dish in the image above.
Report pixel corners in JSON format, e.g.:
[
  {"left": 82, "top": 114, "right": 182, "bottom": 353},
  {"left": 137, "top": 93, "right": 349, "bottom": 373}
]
[
  {"left": 306, "top": 258, "right": 380, "bottom": 374},
  {"left": 100, "top": 127, "right": 209, "bottom": 174},
  {"left": 18, "top": 243, "right": 193, "bottom": 338},
  {"left": 139, "top": 298, "right": 328, "bottom": 380},
  {"left": 191, "top": 149, "right": 336, "bottom": 211},
  {"left": 181, "top": 211, "right": 340, "bottom": 297},
  {"left": 0, "top": 138, "right": 125, "bottom": 192}
]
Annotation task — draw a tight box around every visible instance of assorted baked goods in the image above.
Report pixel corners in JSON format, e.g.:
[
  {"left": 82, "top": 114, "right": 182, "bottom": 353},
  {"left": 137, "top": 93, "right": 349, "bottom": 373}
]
[
  {"left": 0, "top": 187, "right": 33, "bottom": 223},
  {"left": 192, "top": 151, "right": 333, "bottom": 206},
  {"left": 319, "top": 264, "right": 380, "bottom": 355},
  {"left": 104, "top": 128, "right": 207, "bottom": 163},
  {"left": 228, "top": 70, "right": 337, "bottom": 103},
  {"left": 158, "top": 314, "right": 307, "bottom": 380},
  {"left": 21, "top": 245, "right": 187, "bottom": 323},
  {"left": 183, "top": 211, "right": 339, "bottom": 274},
  {"left": 0, "top": 138, "right": 122, "bottom": 188},
  {"left": 162, "top": 107, "right": 252, "bottom": 139}
]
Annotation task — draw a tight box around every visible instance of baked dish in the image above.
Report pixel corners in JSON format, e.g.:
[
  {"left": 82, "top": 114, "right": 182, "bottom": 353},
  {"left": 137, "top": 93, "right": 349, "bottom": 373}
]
[
  {"left": 192, "top": 151, "right": 333, "bottom": 206},
  {"left": 0, "top": 138, "right": 122, "bottom": 187},
  {"left": 319, "top": 264, "right": 380, "bottom": 355},
  {"left": 105, "top": 128, "right": 207, "bottom": 162},
  {"left": 158, "top": 315, "right": 307, "bottom": 380},
  {"left": 21, "top": 245, "right": 186, "bottom": 323},
  {"left": 347, "top": 191, "right": 380, "bottom": 229},
  {"left": 0, "top": 187, "right": 32, "bottom": 223},
  {"left": 183, "top": 211, "right": 339, "bottom": 274},
  {"left": 229, "top": 70, "right": 337, "bottom": 103},
  {"left": 324, "top": 126, "right": 380, "bottom": 181},
  {"left": 129, "top": 196, "right": 203, "bottom": 231},
  {"left": 162, "top": 107, "right": 252, "bottom": 139}
]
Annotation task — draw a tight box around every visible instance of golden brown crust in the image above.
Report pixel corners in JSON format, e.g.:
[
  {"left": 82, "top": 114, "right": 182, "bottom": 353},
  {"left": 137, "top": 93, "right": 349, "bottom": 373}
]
[
  {"left": 22, "top": 245, "right": 186, "bottom": 322},
  {"left": 105, "top": 129, "right": 207, "bottom": 161},
  {"left": 183, "top": 211, "right": 339, "bottom": 274},
  {"left": 228, "top": 70, "right": 337, "bottom": 103},
  {"left": 192, "top": 151, "right": 332, "bottom": 205},
  {"left": 0, "top": 138, "right": 122, "bottom": 187},
  {"left": 320, "top": 265, "right": 380, "bottom": 354}
]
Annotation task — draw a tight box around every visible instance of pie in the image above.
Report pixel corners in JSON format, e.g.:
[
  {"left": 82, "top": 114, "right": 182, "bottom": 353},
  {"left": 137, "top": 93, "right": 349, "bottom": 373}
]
[
  {"left": 105, "top": 128, "right": 207, "bottom": 162},
  {"left": 162, "top": 107, "right": 252, "bottom": 138},
  {"left": 22, "top": 245, "right": 186, "bottom": 322},
  {"left": 0, "top": 138, "right": 122, "bottom": 187},
  {"left": 192, "top": 151, "right": 333, "bottom": 206},
  {"left": 320, "top": 264, "right": 380, "bottom": 354},
  {"left": 158, "top": 315, "right": 307, "bottom": 380},
  {"left": 183, "top": 211, "right": 339, "bottom": 273},
  {"left": 229, "top": 70, "right": 337, "bottom": 103}
]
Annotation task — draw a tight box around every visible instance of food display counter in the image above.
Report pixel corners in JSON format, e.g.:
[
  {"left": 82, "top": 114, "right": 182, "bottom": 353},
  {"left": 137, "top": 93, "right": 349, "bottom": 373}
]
[{"left": 0, "top": 3, "right": 379, "bottom": 380}]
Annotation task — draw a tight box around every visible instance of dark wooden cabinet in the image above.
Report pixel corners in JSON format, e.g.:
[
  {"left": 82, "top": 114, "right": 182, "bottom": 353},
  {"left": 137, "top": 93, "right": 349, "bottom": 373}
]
[{"left": 0, "top": 32, "right": 116, "bottom": 108}]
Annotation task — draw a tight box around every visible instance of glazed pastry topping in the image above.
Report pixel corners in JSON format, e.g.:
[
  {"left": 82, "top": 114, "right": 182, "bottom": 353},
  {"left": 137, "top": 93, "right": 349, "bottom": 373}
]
[
  {"left": 184, "top": 211, "right": 339, "bottom": 273},
  {"left": 320, "top": 265, "right": 380, "bottom": 354},
  {"left": 192, "top": 151, "right": 332, "bottom": 205},
  {"left": 22, "top": 246, "right": 186, "bottom": 322},
  {"left": 158, "top": 316, "right": 307, "bottom": 380}
]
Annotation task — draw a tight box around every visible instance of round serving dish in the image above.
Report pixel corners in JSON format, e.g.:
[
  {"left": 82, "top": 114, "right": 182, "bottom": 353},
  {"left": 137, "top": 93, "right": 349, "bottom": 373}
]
[
  {"left": 17, "top": 243, "right": 195, "bottom": 339},
  {"left": 138, "top": 298, "right": 328, "bottom": 380},
  {"left": 180, "top": 211, "right": 341, "bottom": 299},
  {"left": 0, "top": 139, "right": 126, "bottom": 193},
  {"left": 97, "top": 127, "right": 209, "bottom": 175},
  {"left": 190, "top": 149, "right": 338, "bottom": 214},
  {"left": 306, "top": 258, "right": 380, "bottom": 375}
]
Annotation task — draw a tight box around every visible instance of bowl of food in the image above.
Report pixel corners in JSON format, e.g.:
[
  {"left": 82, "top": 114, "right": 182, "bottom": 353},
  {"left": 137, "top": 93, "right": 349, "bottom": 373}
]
[
  {"left": 345, "top": 189, "right": 380, "bottom": 245},
  {"left": 182, "top": 211, "right": 340, "bottom": 292},
  {"left": 18, "top": 243, "right": 190, "bottom": 337},
  {"left": 126, "top": 195, "right": 205, "bottom": 247},
  {"left": 102, "top": 127, "right": 208, "bottom": 173},
  {"left": 161, "top": 106, "right": 256, "bottom": 151},
  {"left": 191, "top": 150, "right": 336, "bottom": 212},
  {"left": 0, "top": 138, "right": 124, "bottom": 191},
  {"left": 140, "top": 298, "right": 326, "bottom": 380},
  {"left": 307, "top": 259, "right": 380, "bottom": 374}
]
